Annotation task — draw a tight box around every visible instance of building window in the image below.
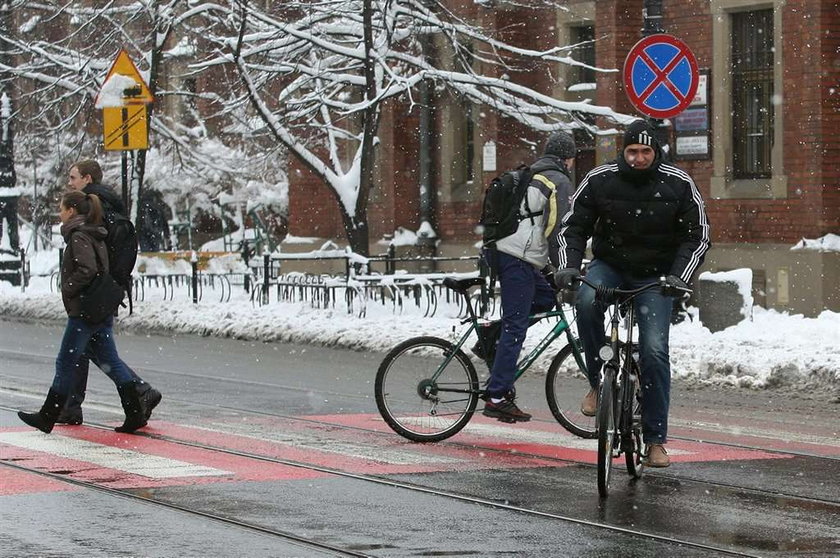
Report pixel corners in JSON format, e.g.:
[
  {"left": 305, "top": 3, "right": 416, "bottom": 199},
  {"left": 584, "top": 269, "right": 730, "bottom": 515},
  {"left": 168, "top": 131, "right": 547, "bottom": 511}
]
[
  {"left": 464, "top": 100, "right": 475, "bottom": 183},
  {"left": 570, "top": 25, "right": 596, "bottom": 86},
  {"left": 731, "top": 9, "right": 774, "bottom": 179}
]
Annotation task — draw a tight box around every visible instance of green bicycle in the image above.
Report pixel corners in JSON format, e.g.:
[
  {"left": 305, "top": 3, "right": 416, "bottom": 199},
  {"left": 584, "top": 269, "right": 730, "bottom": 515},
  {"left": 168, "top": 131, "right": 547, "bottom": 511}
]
[{"left": 374, "top": 276, "right": 592, "bottom": 442}]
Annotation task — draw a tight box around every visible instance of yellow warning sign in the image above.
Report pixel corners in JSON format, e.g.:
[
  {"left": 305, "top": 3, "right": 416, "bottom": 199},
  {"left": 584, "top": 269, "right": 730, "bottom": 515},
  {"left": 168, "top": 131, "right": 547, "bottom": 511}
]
[
  {"left": 103, "top": 105, "right": 149, "bottom": 151},
  {"left": 95, "top": 49, "right": 154, "bottom": 106}
]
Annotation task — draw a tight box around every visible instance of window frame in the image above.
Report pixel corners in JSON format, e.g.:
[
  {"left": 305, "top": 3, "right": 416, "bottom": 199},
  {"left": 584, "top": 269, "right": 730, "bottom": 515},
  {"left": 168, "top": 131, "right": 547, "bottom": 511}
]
[{"left": 710, "top": 0, "right": 787, "bottom": 199}]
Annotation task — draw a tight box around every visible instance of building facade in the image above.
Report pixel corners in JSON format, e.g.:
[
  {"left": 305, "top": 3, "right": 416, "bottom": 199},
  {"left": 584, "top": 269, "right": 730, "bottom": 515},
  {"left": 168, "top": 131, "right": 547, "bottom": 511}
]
[{"left": 286, "top": 0, "right": 839, "bottom": 316}]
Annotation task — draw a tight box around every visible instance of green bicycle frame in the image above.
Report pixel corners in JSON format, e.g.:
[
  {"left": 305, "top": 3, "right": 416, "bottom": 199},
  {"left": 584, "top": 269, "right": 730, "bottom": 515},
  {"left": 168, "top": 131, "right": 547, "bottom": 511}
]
[{"left": 429, "top": 306, "right": 587, "bottom": 391}]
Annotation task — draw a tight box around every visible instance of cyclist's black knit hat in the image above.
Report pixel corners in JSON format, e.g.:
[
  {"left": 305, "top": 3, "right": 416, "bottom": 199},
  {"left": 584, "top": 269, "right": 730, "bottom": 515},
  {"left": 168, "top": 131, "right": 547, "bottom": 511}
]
[{"left": 623, "top": 120, "right": 659, "bottom": 148}]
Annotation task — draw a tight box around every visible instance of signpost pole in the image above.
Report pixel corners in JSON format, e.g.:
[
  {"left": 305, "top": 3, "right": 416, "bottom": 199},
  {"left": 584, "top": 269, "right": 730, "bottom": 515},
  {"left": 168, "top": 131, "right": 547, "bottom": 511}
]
[
  {"left": 642, "top": 0, "right": 669, "bottom": 157},
  {"left": 121, "top": 151, "right": 129, "bottom": 211}
]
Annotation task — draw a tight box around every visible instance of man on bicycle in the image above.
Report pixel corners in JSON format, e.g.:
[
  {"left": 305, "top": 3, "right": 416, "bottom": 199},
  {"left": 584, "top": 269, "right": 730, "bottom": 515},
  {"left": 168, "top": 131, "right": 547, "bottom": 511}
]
[
  {"left": 481, "top": 131, "right": 577, "bottom": 422},
  {"left": 554, "top": 120, "right": 710, "bottom": 467}
]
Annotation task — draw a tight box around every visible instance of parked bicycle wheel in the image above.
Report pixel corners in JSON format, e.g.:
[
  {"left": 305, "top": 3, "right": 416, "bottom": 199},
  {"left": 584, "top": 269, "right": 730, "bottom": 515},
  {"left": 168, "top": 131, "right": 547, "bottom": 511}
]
[
  {"left": 622, "top": 357, "right": 645, "bottom": 478},
  {"left": 375, "top": 336, "right": 479, "bottom": 443},
  {"left": 597, "top": 365, "right": 618, "bottom": 497},
  {"left": 545, "top": 344, "right": 596, "bottom": 439}
]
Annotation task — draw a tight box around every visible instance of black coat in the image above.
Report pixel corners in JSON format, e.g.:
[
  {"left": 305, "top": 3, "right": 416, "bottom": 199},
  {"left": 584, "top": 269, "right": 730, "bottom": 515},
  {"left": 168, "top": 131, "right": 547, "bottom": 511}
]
[
  {"left": 556, "top": 155, "right": 710, "bottom": 282},
  {"left": 83, "top": 182, "right": 125, "bottom": 215}
]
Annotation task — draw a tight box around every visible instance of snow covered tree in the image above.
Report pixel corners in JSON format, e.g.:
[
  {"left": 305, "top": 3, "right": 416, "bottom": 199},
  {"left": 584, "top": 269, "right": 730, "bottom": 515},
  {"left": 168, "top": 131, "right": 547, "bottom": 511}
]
[
  {"left": 197, "top": 0, "right": 633, "bottom": 256},
  {"left": 0, "top": 0, "right": 288, "bottom": 247}
]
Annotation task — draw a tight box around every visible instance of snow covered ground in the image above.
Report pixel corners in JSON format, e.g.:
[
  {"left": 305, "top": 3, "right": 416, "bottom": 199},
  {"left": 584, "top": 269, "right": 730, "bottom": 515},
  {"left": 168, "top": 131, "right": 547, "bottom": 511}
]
[{"left": 1, "top": 268, "right": 837, "bottom": 397}]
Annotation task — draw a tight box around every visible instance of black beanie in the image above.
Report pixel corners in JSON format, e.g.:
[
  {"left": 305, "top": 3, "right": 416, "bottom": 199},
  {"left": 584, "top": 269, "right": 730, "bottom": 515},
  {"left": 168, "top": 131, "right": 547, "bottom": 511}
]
[
  {"left": 544, "top": 131, "right": 577, "bottom": 159},
  {"left": 623, "top": 120, "right": 659, "bottom": 148}
]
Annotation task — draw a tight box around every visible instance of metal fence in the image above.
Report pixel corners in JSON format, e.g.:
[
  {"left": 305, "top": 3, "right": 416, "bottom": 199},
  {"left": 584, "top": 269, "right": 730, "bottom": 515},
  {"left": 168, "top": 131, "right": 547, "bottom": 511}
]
[{"left": 41, "top": 248, "right": 496, "bottom": 318}]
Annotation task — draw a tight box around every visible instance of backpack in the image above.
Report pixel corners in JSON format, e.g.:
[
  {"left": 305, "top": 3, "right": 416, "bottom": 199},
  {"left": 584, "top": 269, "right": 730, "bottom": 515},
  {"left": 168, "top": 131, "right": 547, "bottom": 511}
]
[
  {"left": 479, "top": 165, "right": 541, "bottom": 245},
  {"left": 101, "top": 206, "right": 138, "bottom": 313}
]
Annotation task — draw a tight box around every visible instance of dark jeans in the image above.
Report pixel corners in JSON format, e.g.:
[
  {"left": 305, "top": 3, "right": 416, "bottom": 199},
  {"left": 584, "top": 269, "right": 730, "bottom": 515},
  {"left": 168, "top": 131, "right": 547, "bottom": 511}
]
[
  {"left": 63, "top": 353, "right": 143, "bottom": 412},
  {"left": 575, "top": 259, "right": 674, "bottom": 444},
  {"left": 51, "top": 316, "right": 134, "bottom": 398},
  {"left": 485, "top": 251, "right": 556, "bottom": 398}
]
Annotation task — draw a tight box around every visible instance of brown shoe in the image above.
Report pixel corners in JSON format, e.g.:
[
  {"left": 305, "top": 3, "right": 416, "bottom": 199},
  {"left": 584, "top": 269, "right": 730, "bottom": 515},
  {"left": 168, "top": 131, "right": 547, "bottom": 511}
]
[
  {"left": 580, "top": 388, "right": 597, "bottom": 417},
  {"left": 644, "top": 444, "right": 670, "bottom": 467}
]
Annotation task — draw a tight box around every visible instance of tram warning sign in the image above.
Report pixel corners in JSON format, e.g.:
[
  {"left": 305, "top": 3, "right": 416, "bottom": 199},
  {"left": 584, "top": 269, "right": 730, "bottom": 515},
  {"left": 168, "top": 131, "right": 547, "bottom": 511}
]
[
  {"left": 103, "top": 105, "right": 148, "bottom": 151},
  {"left": 623, "top": 34, "right": 699, "bottom": 119},
  {"left": 95, "top": 49, "right": 154, "bottom": 107}
]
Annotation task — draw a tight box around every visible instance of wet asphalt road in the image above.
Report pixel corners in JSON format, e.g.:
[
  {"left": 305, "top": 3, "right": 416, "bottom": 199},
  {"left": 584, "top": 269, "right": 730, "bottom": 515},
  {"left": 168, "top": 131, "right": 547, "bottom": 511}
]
[{"left": 1, "top": 318, "right": 838, "bottom": 557}]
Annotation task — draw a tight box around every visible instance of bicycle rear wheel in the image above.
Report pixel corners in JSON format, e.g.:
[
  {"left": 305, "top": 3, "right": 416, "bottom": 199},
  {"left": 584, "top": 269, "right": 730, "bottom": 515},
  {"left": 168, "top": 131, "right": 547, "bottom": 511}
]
[
  {"left": 375, "top": 336, "right": 479, "bottom": 443},
  {"left": 623, "top": 359, "right": 645, "bottom": 478},
  {"left": 597, "top": 366, "right": 617, "bottom": 497},
  {"left": 545, "top": 343, "right": 596, "bottom": 438}
]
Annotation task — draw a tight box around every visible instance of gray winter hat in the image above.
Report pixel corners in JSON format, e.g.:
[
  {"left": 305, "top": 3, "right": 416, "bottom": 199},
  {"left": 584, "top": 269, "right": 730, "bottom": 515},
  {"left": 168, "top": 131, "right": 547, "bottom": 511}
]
[{"left": 544, "top": 131, "right": 577, "bottom": 159}]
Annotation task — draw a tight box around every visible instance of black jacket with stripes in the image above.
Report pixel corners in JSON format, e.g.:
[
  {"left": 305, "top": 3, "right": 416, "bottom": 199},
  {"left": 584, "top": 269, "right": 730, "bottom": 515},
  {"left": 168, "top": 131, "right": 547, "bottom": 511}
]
[{"left": 556, "top": 155, "right": 710, "bottom": 282}]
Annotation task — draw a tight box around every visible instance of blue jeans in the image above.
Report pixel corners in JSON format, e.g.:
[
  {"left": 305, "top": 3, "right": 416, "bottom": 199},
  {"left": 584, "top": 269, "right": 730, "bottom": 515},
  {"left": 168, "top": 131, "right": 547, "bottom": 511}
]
[
  {"left": 575, "top": 260, "right": 673, "bottom": 444},
  {"left": 486, "top": 251, "right": 556, "bottom": 398},
  {"left": 51, "top": 316, "right": 134, "bottom": 397}
]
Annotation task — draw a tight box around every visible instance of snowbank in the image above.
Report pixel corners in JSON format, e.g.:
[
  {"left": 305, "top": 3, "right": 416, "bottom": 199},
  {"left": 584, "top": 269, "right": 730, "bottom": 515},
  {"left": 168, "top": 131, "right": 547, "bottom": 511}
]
[{"left": 1, "top": 275, "right": 837, "bottom": 396}]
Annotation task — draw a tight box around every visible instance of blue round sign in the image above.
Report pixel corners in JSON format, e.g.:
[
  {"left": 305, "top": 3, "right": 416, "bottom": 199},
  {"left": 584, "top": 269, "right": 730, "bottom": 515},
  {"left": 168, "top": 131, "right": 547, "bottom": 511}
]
[{"left": 623, "top": 34, "right": 699, "bottom": 119}]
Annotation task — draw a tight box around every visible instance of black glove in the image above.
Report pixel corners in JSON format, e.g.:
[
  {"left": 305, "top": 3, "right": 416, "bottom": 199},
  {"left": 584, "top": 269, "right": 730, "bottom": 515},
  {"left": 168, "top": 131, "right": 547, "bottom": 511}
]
[
  {"left": 661, "top": 274, "right": 691, "bottom": 297},
  {"left": 554, "top": 268, "right": 581, "bottom": 290}
]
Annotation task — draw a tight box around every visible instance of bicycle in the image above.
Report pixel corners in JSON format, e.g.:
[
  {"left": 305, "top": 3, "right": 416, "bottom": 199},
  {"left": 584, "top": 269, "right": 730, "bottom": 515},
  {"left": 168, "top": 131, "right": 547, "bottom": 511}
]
[
  {"left": 573, "top": 275, "right": 692, "bottom": 497},
  {"left": 374, "top": 276, "right": 592, "bottom": 443}
]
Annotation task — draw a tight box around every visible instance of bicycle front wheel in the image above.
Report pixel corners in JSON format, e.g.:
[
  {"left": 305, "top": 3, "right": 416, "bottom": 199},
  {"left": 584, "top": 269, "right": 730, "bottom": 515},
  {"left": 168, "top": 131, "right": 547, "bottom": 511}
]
[
  {"left": 597, "top": 367, "right": 617, "bottom": 498},
  {"left": 545, "top": 343, "right": 596, "bottom": 439},
  {"left": 623, "top": 358, "right": 645, "bottom": 478},
  {"left": 375, "top": 336, "right": 479, "bottom": 443}
]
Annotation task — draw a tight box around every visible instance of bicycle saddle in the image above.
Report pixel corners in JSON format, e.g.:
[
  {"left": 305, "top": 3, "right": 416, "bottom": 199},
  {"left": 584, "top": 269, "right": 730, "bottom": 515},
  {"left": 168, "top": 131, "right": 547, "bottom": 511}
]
[{"left": 443, "top": 277, "right": 485, "bottom": 293}]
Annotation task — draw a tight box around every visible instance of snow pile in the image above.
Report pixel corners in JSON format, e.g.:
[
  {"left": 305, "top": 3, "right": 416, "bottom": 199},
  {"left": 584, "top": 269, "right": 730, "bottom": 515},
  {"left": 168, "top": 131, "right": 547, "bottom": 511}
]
[
  {"left": 95, "top": 74, "right": 139, "bottom": 108},
  {"left": 1, "top": 275, "right": 837, "bottom": 396},
  {"left": 791, "top": 233, "right": 840, "bottom": 252}
]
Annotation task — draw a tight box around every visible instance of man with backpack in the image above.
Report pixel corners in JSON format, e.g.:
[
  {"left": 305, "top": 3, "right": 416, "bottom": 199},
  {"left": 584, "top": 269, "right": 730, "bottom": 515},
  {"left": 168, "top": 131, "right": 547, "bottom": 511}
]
[
  {"left": 479, "top": 131, "right": 577, "bottom": 422},
  {"left": 60, "top": 159, "right": 161, "bottom": 425}
]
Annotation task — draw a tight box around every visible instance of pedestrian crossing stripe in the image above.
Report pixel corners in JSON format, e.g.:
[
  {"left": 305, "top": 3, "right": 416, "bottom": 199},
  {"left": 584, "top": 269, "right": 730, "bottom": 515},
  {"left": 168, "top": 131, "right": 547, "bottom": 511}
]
[
  {"left": 0, "top": 431, "right": 231, "bottom": 478},
  {"left": 1, "top": 413, "right": 791, "bottom": 495}
]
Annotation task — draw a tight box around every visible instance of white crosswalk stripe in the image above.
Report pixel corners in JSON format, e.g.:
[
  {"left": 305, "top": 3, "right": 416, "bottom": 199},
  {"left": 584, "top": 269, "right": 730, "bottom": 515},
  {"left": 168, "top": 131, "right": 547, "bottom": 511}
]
[{"left": 0, "top": 431, "right": 232, "bottom": 478}]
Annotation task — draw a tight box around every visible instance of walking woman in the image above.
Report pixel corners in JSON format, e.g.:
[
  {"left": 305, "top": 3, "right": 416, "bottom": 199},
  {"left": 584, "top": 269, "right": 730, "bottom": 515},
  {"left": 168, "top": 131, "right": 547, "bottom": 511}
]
[{"left": 17, "top": 191, "right": 147, "bottom": 434}]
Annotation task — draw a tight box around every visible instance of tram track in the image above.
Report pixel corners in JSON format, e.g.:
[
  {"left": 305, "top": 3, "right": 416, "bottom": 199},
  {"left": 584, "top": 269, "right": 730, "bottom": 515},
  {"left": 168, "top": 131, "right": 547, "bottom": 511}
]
[
  {"left": 1, "top": 351, "right": 837, "bottom": 465},
  {"left": 0, "top": 458, "right": 373, "bottom": 558},
  {"left": 0, "top": 416, "right": 764, "bottom": 558},
  {"left": 2, "top": 378, "right": 839, "bottom": 510},
  {"left": 2, "top": 354, "right": 837, "bottom": 556}
]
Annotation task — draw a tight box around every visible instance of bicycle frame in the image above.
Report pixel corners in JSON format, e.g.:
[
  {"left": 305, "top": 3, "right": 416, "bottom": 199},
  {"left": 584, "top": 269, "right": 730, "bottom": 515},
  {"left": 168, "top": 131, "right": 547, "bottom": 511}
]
[{"left": 426, "top": 292, "right": 586, "bottom": 395}]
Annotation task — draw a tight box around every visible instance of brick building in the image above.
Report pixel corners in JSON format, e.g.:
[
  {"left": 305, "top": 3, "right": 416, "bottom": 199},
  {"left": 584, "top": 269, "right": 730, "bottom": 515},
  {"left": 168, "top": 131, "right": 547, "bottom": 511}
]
[{"left": 288, "top": 0, "right": 839, "bottom": 316}]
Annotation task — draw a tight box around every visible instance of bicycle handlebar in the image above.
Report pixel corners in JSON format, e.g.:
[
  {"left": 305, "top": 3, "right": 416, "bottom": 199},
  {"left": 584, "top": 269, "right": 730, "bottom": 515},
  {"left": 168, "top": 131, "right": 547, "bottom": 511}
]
[{"left": 575, "top": 275, "right": 692, "bottom": 303}]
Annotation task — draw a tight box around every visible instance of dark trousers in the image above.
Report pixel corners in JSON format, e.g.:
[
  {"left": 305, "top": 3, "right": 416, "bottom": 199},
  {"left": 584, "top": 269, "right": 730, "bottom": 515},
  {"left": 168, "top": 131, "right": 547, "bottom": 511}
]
[
  {"left": 485, "top": 251, "right": 556, "bottom": 398},
  {"left": 63, "top": 352, "right": 143, "bottom": 412},
  {"left": 575, "top": 259, "right": 674, "bottom": 444},
  {"left": 52, "top": 316, "right": 134, "bottom": 397}
]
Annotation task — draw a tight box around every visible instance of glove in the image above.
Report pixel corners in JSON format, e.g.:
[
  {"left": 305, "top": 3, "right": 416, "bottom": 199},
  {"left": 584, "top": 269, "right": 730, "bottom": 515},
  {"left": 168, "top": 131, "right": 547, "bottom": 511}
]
[
  {"left": 554, "top": 268, "right": 581, "bottom": 290},
  {"left": 661, "top": 274, "right": 691, "bottom": 297}
]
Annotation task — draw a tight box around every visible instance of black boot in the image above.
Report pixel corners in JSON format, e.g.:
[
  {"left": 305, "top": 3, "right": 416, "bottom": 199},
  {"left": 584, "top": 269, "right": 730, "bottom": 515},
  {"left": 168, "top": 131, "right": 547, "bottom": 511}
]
[
  {"left": 136, "top": 382, "right": 162, "bottom": 421},
  {"left": 18, "top": 389, "right": 67, "bottom": 434},
  {"left": 56, "top": 393, "right": 84, "bottom": 425},
  {"left": 115, "top": 382, "right": 148, "bottom": 433}
]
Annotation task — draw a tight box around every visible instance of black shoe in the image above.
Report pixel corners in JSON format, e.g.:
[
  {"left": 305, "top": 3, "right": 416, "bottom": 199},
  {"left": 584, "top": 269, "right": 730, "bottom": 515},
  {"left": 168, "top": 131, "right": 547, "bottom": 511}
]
[
  {"left": 55, "top": 408, "right": 83, "bottom": 425},
  {"left": 17, "top": 389, "right": 66, "bottom": 434},
  {"left": 140, "top": 388, "right": 162, "bottom": 421},
  {"left": 115, "top": 383, "right": 148, "bottom": 434},
  {"left": 482, "top": 399, "right": 532, "bottom": 423}
]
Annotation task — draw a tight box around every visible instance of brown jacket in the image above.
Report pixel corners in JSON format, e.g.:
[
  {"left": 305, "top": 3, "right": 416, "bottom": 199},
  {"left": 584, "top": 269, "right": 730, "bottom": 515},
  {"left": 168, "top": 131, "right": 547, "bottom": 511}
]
[{"left": 60, "top": 218, "right": 109, "bottom": 317}]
